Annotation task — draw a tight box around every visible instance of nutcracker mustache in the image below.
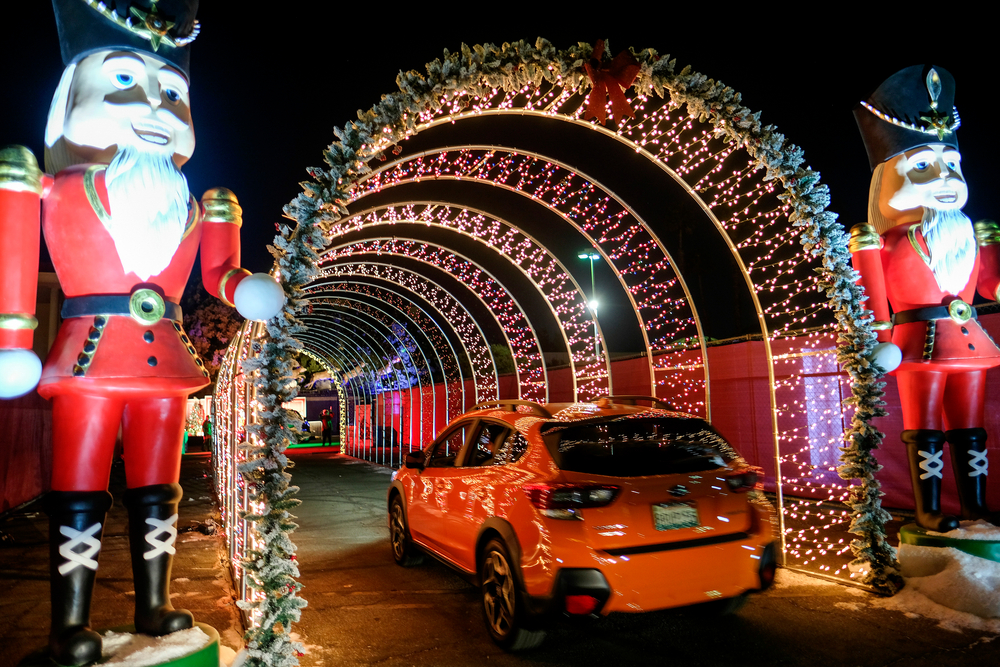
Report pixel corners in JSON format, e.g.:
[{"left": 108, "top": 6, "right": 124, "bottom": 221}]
[
  {"left": 104, "top": 143, "right": 190, "bottom": 281},
  {"left": 921, "top": 206, "right": 976, "bottom": 296}
]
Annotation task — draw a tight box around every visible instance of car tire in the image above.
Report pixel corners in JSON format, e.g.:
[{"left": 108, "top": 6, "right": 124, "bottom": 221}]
[
  {"left": 479, "top": 538, "right": 546, "bottom": 651},
  {"left": 389, "top": 496, "right": 424, "bottom": 567}
]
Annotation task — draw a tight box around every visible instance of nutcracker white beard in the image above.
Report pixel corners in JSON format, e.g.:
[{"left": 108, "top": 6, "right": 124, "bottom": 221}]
[
  {"left": 104, "top": 142, "right": 190, "bottom": 281},
  {"left": 921, "top": 206, "right": 976, "bottom": 296}
]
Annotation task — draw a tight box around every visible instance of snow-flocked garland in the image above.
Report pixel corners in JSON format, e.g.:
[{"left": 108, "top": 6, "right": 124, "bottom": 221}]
[{"left": 245, "top": 42, "right": 898, "bottom": 665}]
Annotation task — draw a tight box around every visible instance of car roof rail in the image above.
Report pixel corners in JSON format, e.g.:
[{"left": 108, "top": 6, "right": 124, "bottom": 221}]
[
  {"left": 471, "top": 400, "right": 552, "bottom": 418},
  {"left": 594, "top": 395, "right": 675, "bottom": 410}
]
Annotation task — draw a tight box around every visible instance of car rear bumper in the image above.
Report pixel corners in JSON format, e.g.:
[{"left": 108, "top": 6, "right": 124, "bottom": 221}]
[
  {"left": 599, "top": 537, "right": 775, "bottom": 613},
  {"left": 526, "top": 537, "right": 776, "bottom": 617}
]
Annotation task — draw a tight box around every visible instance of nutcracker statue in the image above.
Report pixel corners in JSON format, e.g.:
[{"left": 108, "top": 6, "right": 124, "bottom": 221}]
[
  {"left": 0, "top": 1, "right": 284, "bottom": 664},
  {"left": 851, "top": 65, "right": 1000, "bottom": 533}
]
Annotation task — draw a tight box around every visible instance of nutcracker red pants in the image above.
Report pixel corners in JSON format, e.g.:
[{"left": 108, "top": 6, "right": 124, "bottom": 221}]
[
  {"left": 50, "top": 394, "right": 186, "bottom": 492},
  {"left": 896, "top": 369, "right": 985, "bottom": 431}
]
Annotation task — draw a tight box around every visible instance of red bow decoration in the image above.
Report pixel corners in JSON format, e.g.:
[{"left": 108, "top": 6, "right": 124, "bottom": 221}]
[{"left": 583, "top": 40, "right": 641, "bottom": 125}]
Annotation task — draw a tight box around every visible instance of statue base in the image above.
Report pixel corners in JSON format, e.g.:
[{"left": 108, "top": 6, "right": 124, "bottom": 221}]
[
  {"left": 899, "top": 522, "right": 1000, "bottom": 563},
  {"left": 19, "top": 622, "right": 220, "bottom": 667}
]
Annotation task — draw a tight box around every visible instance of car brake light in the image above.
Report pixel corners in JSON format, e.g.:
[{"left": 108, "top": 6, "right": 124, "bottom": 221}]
[
  {"left": 565, "top": 594, "right": 601, "bottom": 615},
  {"left": 523, "top": 483, "right": 619, "bottom": 519},
  {"left": 725, "top": 466, "right": 764, "bottom": 493}
]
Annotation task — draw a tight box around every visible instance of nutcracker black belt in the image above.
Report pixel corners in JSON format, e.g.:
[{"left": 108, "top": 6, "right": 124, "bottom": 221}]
[
  {"left": 61, "top": 290, "right": 183, "bottom": 325},
  {"left": 893, "top": 299, "right": 976, "bottom": 326}
]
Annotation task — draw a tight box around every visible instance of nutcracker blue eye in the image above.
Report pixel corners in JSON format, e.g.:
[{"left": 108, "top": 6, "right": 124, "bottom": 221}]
[
  {"left": 112, "top": 72, "right": 135, "bottom": 89},
  {"left": 163, "top": 88, "right": 181, "bottom": 104}
]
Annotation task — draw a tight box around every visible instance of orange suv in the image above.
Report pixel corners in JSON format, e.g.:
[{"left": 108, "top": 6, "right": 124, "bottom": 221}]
[{"left": 387, "top": 397, "right": 777, "bottom": 650}]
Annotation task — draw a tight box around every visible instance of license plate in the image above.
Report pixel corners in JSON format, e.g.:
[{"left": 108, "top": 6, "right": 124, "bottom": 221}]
[{"left": 652, "top": 503, "right": 699, "bottom": 531}]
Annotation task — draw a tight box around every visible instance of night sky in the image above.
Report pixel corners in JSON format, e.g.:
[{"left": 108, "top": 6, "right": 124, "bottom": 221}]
[{"left": 2, "top": 5, "right": 996, "bottom": 347}]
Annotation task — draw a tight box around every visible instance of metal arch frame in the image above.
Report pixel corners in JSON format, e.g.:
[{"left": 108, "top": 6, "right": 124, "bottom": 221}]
[
  {"left": 314, "top": 264, "right": 496, "bottom": 406},
  {"left": 303, "top": 299, "right": 434, "bottom": 454},
  {"left": 351, "top": 146, "right": 708, "bottom": 415},
  {"left": 318, "top": 255, "right": 526, "bottom": 402},
  {"left": 324, "top": 238, "right": 552, "bottom": 402},
  {"left": 299, "top": 333, "right": 371, "bottom": 456},
  {"left": 336, "top": 202, "right": 614, "bottom": 399},
  {"left": 300, "top": 328, "right": 410, "bottom": 469},
  {"left": 409, "top": 97, "right": 811, "bottom": 560},
  {"left": 319, "top": 243, "right": 539, "bottom": 400},
  {"left": 310, "top": 263, "right": 498, "bottom": 409},
  {"left": 295, "top": 347, "right": 348, "bottom": 444},
  {"left": 301, "top": 326, "right": 396, "bottom": 459},
  {"left": 306, "top": 299, "right": 433, "bottom": 396},
  {"left": 303, "top": 280, "right": 465, "bottom": 431},
  {"left": 315, "top": 279, "right": 465, "bottom": 426},
  {"left": 301, "top": 283, "right": 460, "bottom": 440},
  {"left": 318, "top": 315, "right": 415, "bottom": 467}
]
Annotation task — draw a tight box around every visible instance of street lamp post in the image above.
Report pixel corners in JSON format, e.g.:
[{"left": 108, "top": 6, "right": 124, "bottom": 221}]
[{"left": 578, "top": 251, "right": 600, "bottom": 361}]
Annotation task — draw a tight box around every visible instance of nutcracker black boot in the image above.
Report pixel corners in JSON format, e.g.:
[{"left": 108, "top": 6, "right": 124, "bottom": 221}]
[
  {"left": 47, "top": 490, "right": 113, "bottom": 666},
  {"left": 946, "top": 428, "right": 999, "bottom": 525},
  {"left": 124, "top": 484, "right": 194, "bottom": 635},
  {"left": 902, "top": 430, "right": 961, "bottom": 532}
]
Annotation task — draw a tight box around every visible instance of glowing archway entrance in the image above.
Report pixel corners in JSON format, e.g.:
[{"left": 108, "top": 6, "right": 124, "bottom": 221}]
[{"left": 216, "top": 40, "right": 895, "bottom": 599}]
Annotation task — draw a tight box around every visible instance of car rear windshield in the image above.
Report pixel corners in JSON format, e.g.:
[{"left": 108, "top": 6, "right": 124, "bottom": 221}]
[{"left": 543, "top": 416, "right": 742, "bottom": 477}]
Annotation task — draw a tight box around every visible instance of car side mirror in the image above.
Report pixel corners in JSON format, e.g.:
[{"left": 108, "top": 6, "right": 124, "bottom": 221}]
[{"left": 404, "top": 450, "right": 425, "bottom": 470}]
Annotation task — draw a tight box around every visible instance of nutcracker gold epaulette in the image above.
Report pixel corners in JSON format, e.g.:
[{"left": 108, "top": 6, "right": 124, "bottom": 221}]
[
  {"left": 0, "top": 145, "right": 43, "bottom": 194},
  {"left": 974, "top": 219, "right": 1000, "bottom": 246},
  {"left": 848, "top": 223, "right": 882, "bottom": 253},
  {"left": 201, "top": 188, "right": 242, "bottom": 227}
]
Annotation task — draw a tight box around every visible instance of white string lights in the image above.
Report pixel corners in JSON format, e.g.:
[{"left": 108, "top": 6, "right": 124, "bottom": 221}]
[{"left": 215, "top": 40, "right": 889, "bottom": 594}]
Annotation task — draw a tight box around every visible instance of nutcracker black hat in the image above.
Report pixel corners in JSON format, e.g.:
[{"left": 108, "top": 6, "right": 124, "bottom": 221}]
[
  {"left": 854, "top": 65, "right": 960, "bottom": 170},
  {"left": 51, "top": 0, "right": 199, "bottom": 79}
]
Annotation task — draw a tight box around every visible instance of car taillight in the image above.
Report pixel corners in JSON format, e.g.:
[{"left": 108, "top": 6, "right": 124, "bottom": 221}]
[
  {"left": 565, "top": 594, "right": 601, "bottom": 615},
  {"left": 725, "top": 466, "right": 764, "bottom": 493},
  {"left": 523, "top": 483, "right": 619, "bottom": 519}
]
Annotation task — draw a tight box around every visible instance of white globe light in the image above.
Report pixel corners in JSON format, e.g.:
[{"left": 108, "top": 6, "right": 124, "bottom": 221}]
[
  {"left": 871, "top": 342, "right": 902, "bottom": 373},
  {"left": 234, "top": 273, "right": 285, "bottom": 322},
  {"left": 0, "top": 349, "right": 43, "bottom": 398}
]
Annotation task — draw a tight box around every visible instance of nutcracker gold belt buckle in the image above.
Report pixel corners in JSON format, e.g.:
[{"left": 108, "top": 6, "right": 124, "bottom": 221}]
[
  {"left": 947, "top": 299, "right": 973, "bottom": 324},
  {"left": 129, "top": 288, "right": 166, "bottom": 325}
]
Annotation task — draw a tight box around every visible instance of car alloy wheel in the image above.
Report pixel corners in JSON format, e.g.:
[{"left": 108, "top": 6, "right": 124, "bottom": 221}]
[
  {"left": 389, "top": 496, "right": 423, "bottom": 567},
  {"left": 479, "top": 539, "right": 545, "bottom": 651}
]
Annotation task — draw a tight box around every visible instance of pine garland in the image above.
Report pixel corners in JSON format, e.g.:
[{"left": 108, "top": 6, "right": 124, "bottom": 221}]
[
  {"left": 235, "top": 229, "right": 321, "bottom": 664},
  {"left": 255, "top": 44, "right": 899, "bottom": 664}
]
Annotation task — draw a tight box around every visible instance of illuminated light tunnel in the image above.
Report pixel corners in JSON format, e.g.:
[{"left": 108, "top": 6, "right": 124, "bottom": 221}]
[{"left": 216, "top": 45, "right": 870, "bottom": 604}]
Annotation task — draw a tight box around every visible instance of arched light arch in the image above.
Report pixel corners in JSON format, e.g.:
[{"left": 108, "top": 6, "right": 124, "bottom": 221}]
[
  {"left": 347, "top": 147, "right": 707, "bottom": 412},
  {"left": 320, "top": 247, "right": 551, "bottom": 400},
  {"left": 315, "top": 262, "right": 500, "bottom": 404},
  {"left": 303, "top": 279, "right": 468, "bottom": 428},
  {"left": 222, "top": 41, "right": 893, "bottom": 594},
  {"left": 333, "top": 202, "right": 616, "bottom": 400}
]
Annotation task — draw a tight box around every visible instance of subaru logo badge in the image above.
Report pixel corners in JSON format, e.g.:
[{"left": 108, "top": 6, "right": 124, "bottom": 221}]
[{"left": 669, "top": 485, "right": 689, "bottom": 497}]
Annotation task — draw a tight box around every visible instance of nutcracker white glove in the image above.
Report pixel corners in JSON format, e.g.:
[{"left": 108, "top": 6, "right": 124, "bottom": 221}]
[
  {"left": 869, "top": 341, "right": 901, "bottom": 373},
  {"left": 0, "top": 348, "right": 42, "bottom": 399},
  {"left": 233, "top": 273, "right": 285, "bottom": 322}
]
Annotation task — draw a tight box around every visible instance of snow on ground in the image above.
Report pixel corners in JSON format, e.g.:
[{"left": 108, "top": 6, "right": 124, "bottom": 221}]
[
  {"left": 101, "top": 627, "right": 211, "bottom": 666},
  {"left": 772, "top": 529, "right": 1000, "bottom": 635},
  {"left": 888, "top": 520, "right": 1000, "bottom": 624},
  {"left": 925, "top": 519, "right": 1000, "bottom": 541}
]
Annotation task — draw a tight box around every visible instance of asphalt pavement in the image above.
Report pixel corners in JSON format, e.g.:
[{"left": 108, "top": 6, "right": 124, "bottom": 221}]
[
  {"left": 1, "top": 451, "right": 998, "bottom": 666},
  {"left": 285, "top": 452, "right": 1000, "bottom": 667}
]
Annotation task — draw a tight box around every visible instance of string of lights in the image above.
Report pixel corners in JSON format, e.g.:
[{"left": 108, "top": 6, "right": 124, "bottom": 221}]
[{"left": 215, "top": 40, "right": 888, "bottom": 597}]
